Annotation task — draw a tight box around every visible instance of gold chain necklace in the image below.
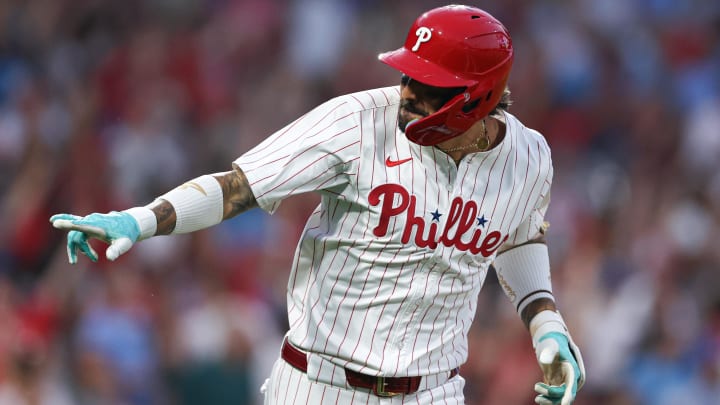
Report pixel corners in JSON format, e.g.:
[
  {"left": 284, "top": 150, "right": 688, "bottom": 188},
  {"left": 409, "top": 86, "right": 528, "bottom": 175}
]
[{"left": 439, "top": 119, "right": 489, "bottom": 153}]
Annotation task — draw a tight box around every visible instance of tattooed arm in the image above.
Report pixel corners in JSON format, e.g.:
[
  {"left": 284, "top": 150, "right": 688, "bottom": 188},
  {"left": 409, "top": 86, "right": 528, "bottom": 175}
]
[
  {"left": 50, "top": 166, "right": 258, "bottom": 263},
  {"left": 148, "top": 166, "right": 258, "bottom": 235}
]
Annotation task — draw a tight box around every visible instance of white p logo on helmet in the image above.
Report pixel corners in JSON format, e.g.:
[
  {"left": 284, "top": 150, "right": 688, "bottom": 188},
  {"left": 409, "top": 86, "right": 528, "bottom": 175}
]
[{"left": 411, "top": 27, "right": 432, "bottom": 52}]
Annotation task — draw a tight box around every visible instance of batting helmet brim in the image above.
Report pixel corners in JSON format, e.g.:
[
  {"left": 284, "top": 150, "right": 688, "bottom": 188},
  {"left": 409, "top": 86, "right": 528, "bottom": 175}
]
[{"left": 378, "top": 48, "right": 476, "bottom": 88}]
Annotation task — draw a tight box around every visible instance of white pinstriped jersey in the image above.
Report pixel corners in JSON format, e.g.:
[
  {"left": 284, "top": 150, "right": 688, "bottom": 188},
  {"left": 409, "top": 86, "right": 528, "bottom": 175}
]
[{"left": 234, "top": 85, "right": 552, "bottom": 380}]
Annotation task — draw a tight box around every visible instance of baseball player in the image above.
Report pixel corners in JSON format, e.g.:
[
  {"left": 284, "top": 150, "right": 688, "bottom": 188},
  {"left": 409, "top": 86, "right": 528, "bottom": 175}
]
[{"left": 51, "top": 5, "right": 585, "bottom": 405}]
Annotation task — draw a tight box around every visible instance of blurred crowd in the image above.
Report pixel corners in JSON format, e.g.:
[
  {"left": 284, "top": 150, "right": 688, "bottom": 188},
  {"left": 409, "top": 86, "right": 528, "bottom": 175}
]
[{"left": 1, "top": 0, "right": 719, "bottom": 404}]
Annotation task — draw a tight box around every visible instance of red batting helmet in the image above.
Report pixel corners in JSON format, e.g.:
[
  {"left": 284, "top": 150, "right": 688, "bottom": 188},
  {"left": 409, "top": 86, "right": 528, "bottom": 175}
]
[{"left": 378, "top": 5, "right": 514, "bottom": 146}]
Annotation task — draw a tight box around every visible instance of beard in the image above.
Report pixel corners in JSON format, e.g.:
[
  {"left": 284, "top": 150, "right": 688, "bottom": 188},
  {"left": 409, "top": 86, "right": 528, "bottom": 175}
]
[
  {"left": 397, "top": 100, "right": 427, "bottom": 133},
  {"left": 398, "top": 114, "right": 410, "bottom": 133}
]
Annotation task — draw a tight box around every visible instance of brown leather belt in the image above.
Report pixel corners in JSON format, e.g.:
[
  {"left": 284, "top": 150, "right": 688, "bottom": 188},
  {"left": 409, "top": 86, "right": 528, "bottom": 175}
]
[{"left": 281, "top": 338, "right": 459, "bottom": 397}]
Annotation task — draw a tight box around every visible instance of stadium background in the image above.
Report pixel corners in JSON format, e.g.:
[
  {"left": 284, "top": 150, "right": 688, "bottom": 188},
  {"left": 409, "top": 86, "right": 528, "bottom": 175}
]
[{"left": 0, "top": 0, "right": 719, "bottom": 404}]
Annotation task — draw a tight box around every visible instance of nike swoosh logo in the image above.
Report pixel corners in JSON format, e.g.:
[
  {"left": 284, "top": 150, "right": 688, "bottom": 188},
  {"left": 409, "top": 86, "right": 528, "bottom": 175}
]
[{"left": 385, "top": 156, "right": 413, "bottom": 167}]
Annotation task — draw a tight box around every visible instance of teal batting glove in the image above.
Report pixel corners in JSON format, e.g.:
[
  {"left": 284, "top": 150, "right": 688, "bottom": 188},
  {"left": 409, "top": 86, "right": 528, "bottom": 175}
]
[
  {"left": 50, "top": 207, "right": 156, "bottom": 264},
  {"left": 534, "top": 332, "right": 584, "bottom": 404},
  {"left": 530, "top": 311, "right": 586, "bottom": 405}
]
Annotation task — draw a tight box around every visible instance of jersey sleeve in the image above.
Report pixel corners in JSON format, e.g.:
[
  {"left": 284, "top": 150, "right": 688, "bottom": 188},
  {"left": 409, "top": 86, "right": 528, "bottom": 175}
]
[
  {"left": 233, "top": 97, "right": 360, "bottom": 214},
  {"left": 507, "top": 187, "right": 550, "bottom": 246},
  {"left": 503, "top": 152, "right": 553, "bottom": 248}
]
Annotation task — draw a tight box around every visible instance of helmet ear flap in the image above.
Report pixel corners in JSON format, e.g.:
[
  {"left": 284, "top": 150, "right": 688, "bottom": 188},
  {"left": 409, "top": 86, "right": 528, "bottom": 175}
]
[
  {"left": 443, "top": 92, "right": 482, "bottom": 132},
  {"left": 404, "top": 90, "right": 483, "bottom": 146},
  {"left": 460, "top": 86, "right": 497, "bottom": 114},
  {"left": 461, "top": 98, "right": 481, "bottom": 114}
]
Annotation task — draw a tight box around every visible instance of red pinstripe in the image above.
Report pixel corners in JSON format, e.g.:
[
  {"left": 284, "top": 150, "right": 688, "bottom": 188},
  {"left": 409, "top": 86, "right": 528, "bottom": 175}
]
[
  {"left": 431, "top": 274, "right": 461, "bottom": 373},
  {"left": 319, "top": 385, "right": 329, "bottom": 403},
  {"left": 470, "top": 142, "right": 505, "bottom": 225},
  {"left": 287, "top": 210, "right": 321, "bottom": 322},
  {"left": 254, "top": 132, "right": 358, "bottom": 198},
  {"left": 415, "top": 267, "right": 456, "bottom": 372},
  {"left": 511, "top": 140, "right": 545, "bottom": 244},
  {"left": 441, "top": 276, "right": 465, "bottom": 372},
  {"left": 310, "top": 242, "right": 356, "bottom": 350},
  {"left": 243, "top": 111, "right": 311, "bottom": 159},
  {"left": 301, "top": 379, "right": 312, "bottom": 404},
  {"left": 294, "top": 372, "right": 309, "bottom": 404},
  {"left": 276, "top": 362, "right": 297, "bottom": 402},
  {"left": 332, "top": 116, "right": 371, "bottom": 355},
  {"left": 244, "top": 154, "right": 292, "bottom": 174},
  {"left": 363, "top": 247, "right": 404, "bottom": 372},
  {"left": 244, "top": 103, "right": 345, "bottom": 160},
  {"left": 344, "top": 244, "right": 392, "bottom": 371},
  {"left": 496, "top": 123, "right": 519, "bottom": 229},
  {"left": 504, "top": 136, "right": 532, "bottom": 235},
  {"left": 392, "top": 260, "right": 440, "bottom": 374},
  {"left": 488, "top": 122, "right": 515, "bottom": 221},
  {"left": 288, "top": 223, "right": 322, "bottom": 333},
  {"left": 299, "top": 239, "right": 335, "bottom": 345}
]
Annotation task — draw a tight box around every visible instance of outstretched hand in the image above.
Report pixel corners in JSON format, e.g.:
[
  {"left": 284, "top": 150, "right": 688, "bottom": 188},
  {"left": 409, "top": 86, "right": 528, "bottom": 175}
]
[
  {"left": 50, "top": 212, "right": 141, "bottom": 264},
  {"left": 534, "top": 331, "right": 585, "bottom": 405}
]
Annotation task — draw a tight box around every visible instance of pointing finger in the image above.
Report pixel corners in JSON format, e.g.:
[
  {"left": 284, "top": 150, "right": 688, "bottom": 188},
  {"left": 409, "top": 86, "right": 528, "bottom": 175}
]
[
  {"left": 53, "top": 220, "right": 108, "bottom": 240},
  {"left": 52, "top": 219, "right": 79, "bottom": 230},
  {"left": 50, "top": 214, "right": 82, "bottom": 223}
]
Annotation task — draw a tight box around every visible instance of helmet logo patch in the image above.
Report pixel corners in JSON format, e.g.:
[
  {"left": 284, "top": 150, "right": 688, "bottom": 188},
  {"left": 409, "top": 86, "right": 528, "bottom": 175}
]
[{"left": 411, "top": 27, "right": 432, "bottom": 52}]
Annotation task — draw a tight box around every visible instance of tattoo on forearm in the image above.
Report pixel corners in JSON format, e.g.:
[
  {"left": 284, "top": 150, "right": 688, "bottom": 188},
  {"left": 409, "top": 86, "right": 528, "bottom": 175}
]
[
  {"left": 149, "top": 200, "right": 177, "bottom": 235},
  {"left": 521, "top": 297, "right": 557, "bottom": 329},
  {"left": 216, "top": 166, "right": 258, "bottom": 219},
  {"left": 144, "top": 167, "right": 256, "bottom": 235}
]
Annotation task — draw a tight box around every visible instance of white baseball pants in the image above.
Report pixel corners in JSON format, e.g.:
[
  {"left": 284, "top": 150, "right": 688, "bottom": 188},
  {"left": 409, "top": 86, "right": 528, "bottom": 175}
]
[{"left": 261, "top": 357, "right": 466, "bottom": 405}]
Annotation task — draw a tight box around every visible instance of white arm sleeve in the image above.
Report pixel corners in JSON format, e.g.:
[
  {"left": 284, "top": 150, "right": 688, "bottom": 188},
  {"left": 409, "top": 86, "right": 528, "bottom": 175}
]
[
  {"left": 493, "top": 242, "right": 554, "bottom": 315},
  {"left": 157, "top": 174, "right": 224, "bottom": 234}
]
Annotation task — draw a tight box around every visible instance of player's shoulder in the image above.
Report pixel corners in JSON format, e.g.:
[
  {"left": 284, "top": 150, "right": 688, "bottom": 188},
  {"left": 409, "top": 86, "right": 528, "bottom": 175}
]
[
  {"left": 329, "top": 85, "right": 401, "bottom": 113},
  {"left": 504, "top": 112, "right": 553, "bottom": 177},
  {"left": 504, "top": 111, "right": 551, "bottom": 156}
]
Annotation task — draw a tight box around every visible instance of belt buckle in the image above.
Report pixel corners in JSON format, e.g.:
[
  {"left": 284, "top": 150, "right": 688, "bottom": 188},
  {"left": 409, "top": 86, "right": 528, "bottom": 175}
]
[{"left": 374, "top": 376, "right": 402, "bottom": 397}]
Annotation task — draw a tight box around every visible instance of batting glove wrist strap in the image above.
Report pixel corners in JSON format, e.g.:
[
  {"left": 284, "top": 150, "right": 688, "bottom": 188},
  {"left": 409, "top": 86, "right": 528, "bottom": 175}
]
[
  {"left": 122, "top": 207, "right": 157, "bottom": 240},
  {"left": 157, "top": 174, "right": 224, "bottom": 234},
  {"left": 530, "top": 310, "right": 568, "bottom": 348}
]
